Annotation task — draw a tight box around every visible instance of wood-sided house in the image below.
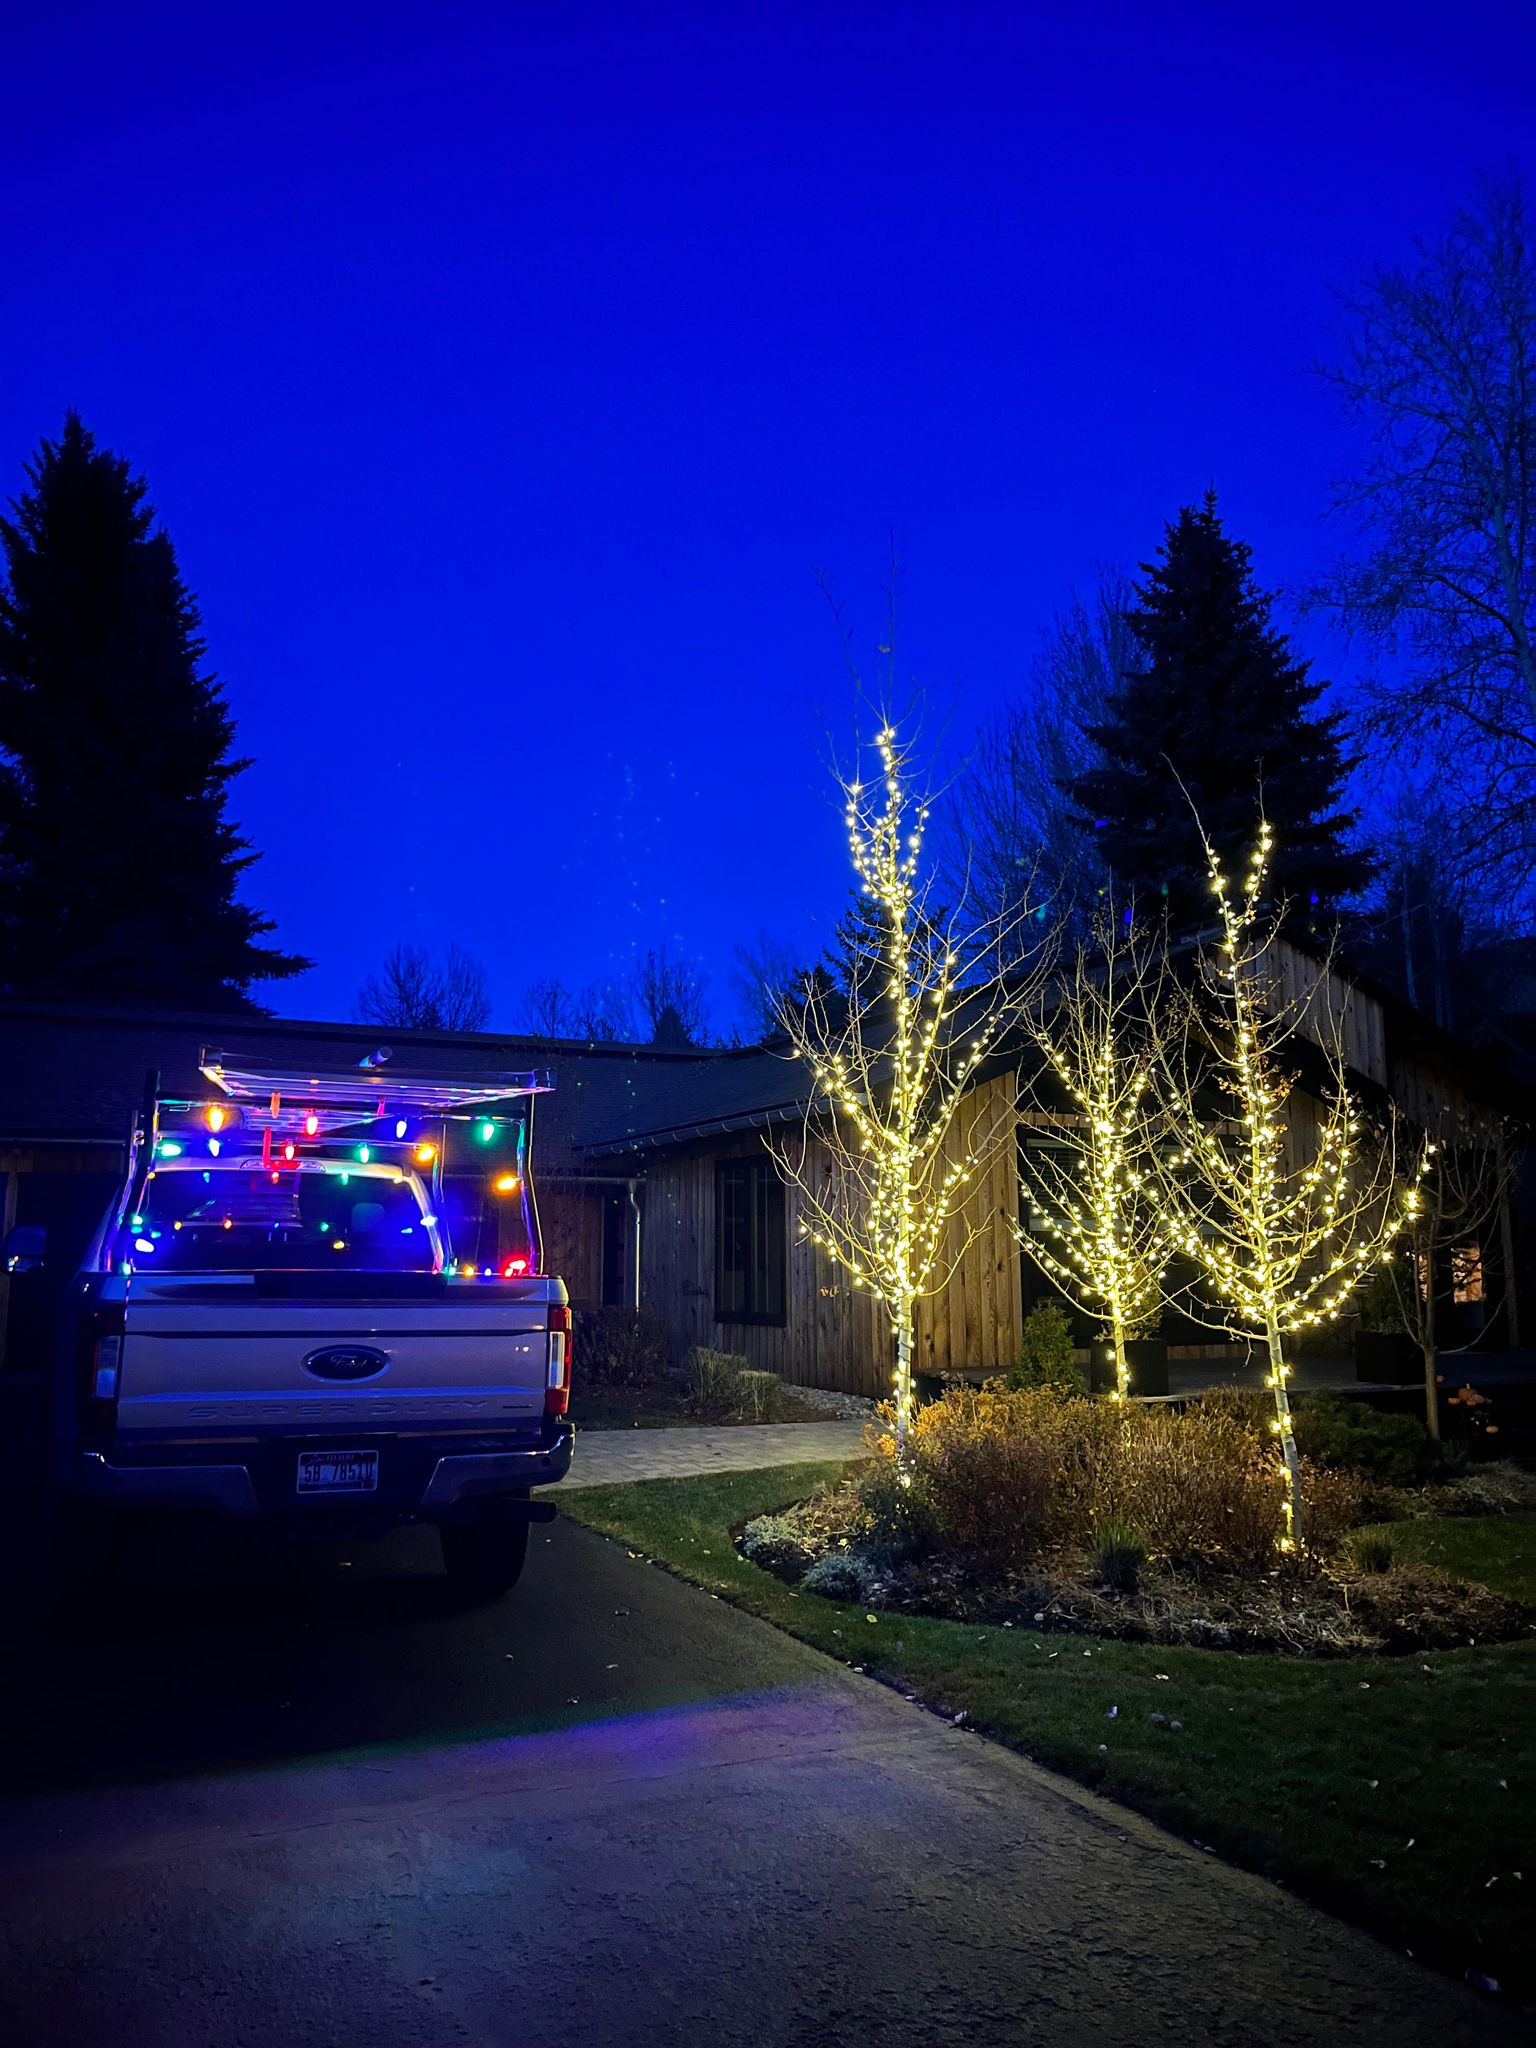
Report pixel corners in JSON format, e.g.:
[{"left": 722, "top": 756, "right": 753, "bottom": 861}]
[{"left": 0, "top": 948, "right": 1529, "bottom": 1400}]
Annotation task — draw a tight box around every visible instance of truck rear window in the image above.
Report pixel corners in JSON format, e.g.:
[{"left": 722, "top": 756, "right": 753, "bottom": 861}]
[{"left": 127, "top": 1167, "right": 438, "bottom": 1272}]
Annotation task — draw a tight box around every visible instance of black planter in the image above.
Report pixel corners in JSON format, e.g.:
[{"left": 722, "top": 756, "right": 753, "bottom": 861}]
[
  {"left": 1354, "top": 1331, "right": 1419, "bottom": 1385},
  {"left": 1089, "top": 1339, "right": 1169, "bottom": 1398}
]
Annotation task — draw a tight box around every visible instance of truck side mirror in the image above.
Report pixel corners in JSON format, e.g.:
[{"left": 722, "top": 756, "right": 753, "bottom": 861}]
[{"left": 4, "top": 1224, "right": 46, "bottom": 1273}]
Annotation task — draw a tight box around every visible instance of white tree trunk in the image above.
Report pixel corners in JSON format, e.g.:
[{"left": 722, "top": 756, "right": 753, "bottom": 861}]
[
  {"left": 1111, "top": 1321, "right": 1131, "bottom": 1403},
  {"left": 1265, "top": 1320, "right": 1304, "bottom": 1547},
  {"left": 895, "top": 1317, "right": 914, "bottom": 1452}
]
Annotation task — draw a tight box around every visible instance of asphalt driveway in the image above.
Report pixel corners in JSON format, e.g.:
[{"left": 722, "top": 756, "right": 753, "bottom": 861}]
[{"left": 0, "top": 1513, "right": 1518, "bottom": 2047}]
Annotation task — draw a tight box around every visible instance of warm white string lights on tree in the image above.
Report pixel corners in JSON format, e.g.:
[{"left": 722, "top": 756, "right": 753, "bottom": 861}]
[
  {"left": 1012, "top": 911, "right": 1169, "bottom": 1403},
  {"left": 1149, "top": 823, "right": 1428, "bottom": 1546},
  {"left": 770, "top": 720, "right": 1041, "bottom": 1448}
]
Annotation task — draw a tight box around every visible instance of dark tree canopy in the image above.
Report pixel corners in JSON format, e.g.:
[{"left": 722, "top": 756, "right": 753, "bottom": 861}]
[
  {"left": 356, "top": 941, "right": 491, "bottom": 1032},
  {"left": 0, "top": 415, "right": 308, "bottom": 1008},
  {"left": 1067, "top": 495, "right": 1369, "bottom": 925}
]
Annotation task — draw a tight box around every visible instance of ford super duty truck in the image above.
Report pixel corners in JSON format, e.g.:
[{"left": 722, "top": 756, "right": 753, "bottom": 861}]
[{"left": 18, "top": 1052, "right": 573, "bottom": 1596}]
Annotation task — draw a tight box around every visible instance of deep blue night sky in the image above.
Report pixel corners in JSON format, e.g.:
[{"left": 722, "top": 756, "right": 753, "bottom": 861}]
[{"left": 3, "top": 2, "right": 1534, "bottom": 1029}]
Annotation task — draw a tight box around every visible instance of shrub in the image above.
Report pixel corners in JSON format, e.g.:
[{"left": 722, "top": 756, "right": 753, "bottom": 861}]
[
  {"left": 1292, "top": 1390, "right": 1437, "bottom": 1484},
  {"left": 739, "top": 1513, "right": 815, "bottom": 1579},
  {"left": 854, "top": 1446, "right": 938, "bottom": 1565},
  {"left": 1007, "top": 1301, "right": 1084, "bottom": 1396},
  {"left": 1347, "top": 1527, "right": 1397, "bottom": 1574},
  {"left": 801, "top": 1552, "right": 872, "bottom": 1603},
  {"left": 1092, "top": 1520, "right": 1148, "bottom": 1594},
  {"left": 1429, "top": 1460, "right": 1536, "bottom": 1517},
  {"left": 1299, "top": 1461, "right": 1369, "bottom": 1548},
  {"left": 1357, "top": 1263, "right": 1408, "bottom": 1336},
  {"left": 1111, "top": 1404, "right": 1290, "bottom": 1571},
  {"left": 894, "top": 1383, "right": 1323, "bottom": 1574},
  {"left": 685, "top": 1345, "right": 747, "bottom": 1416},
  {"left": 905, "top": 1387, "right": 1122, "bottom": 1569},
  {"left": 1193, "top": 1383, "right": 1269, "bottom": 1430},
  {"left": 737, "top": 1369, "right": 782, "bottom": 1422},
  {"left": 574, "top": 1305, "right": 672, "bottom": 1388}
]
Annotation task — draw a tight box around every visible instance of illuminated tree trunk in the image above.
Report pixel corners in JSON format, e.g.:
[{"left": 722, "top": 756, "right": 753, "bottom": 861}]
[
  {"left": 895, "top": 1315, "right": 914, "bottom": 1449},
  {"left": 1263, "top": 1318, "right": 1304, "bottom": 1548},
  {"left": 1110, "top": 1320, "right": 1131, "bottom": 1405}
]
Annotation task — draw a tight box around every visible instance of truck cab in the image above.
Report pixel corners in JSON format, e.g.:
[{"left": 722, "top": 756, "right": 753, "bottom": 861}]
[{"left": 44, "top": 1052, "right": 573, "bottom": 1595}]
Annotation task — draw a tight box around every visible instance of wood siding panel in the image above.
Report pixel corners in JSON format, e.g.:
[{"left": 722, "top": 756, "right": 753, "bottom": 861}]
[
  {"left": 632, "top": 1076, "right": 1020, "bottom": 1399},
  {"left": 540, "top": 1185, "right": 606, "bottom": 1306},
  {"left": 1272, "top": 939, "right": 1388, "bottom": 1087},
  {"left": 913, "top": 1072, "right": 1020, "bottom": 1377}
]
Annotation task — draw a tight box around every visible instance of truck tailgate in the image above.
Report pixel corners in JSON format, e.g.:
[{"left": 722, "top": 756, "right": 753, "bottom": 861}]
[{"left": 115, "top": 1275, "right": 551, "bottom": 1437}]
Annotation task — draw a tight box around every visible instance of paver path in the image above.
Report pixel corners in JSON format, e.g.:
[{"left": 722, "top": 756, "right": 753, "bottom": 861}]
[{"left": 553, "top": 1417, "right": 867, "bottom": 1487}]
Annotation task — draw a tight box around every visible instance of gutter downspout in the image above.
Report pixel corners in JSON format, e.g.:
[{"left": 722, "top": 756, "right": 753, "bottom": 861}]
[{"left": 627, "top": 1178, "right": 642, "bottom": 1310}]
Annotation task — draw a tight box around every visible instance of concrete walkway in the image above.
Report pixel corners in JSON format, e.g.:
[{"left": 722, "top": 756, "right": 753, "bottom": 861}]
[{"left": 553, "top": 1419, "right": 868, "bottom": 1488}]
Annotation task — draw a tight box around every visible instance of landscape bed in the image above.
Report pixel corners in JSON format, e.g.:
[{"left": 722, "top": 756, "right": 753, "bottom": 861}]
[{"left": 560, "top": 1458, "right": 1536, "bottom": 1998}]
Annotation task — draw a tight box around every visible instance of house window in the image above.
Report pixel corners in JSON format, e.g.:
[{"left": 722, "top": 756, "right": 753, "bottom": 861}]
[
  {"left": 715, "top": 1160, "right": 786, "bottom": 1325},
  {"left": 1452, "top": 1242, "right": 1485, "bottom": 1305}
]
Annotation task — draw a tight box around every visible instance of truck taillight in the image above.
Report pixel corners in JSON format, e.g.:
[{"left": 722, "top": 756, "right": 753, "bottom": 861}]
[
  {"left": 93, "top": 1335, "right": 122, "bottom": 1402},
  {"left": 546, "top": 1303, "right": 572, "bottom": 1418},
  {"left": 78, "top": 1297, "right": 126, "bottom": 1443}
]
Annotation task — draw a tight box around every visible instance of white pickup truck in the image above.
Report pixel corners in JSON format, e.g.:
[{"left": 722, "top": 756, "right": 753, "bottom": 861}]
[{"left": 34, "top": 1053, "right": 573, "bottom": 1595}]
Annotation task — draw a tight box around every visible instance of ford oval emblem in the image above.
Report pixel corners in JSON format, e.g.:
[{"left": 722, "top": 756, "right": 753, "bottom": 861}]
[{"left": 303, "top": 1344, "right": 389, "bottom": 1382}]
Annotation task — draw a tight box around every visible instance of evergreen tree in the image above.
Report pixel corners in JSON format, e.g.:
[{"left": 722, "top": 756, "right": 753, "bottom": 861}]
[
  {"left": 1066, "top": 494, "right": 1368, "bottom": 926},
  {"left": 0, "top": 416, "right": 308, "bottom": 1008}
]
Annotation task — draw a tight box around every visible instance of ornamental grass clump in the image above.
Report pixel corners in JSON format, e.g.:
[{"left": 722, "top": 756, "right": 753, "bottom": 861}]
[
  {"left": 685, "top": 1346, "right": 747, "bottom": 1416},
  {"left": 1091, "top": 1520, "right": 1148, "bottom": 1594},
  {"left": 1347, "top": 1527, "right": 1397, "bottom": 1575}
]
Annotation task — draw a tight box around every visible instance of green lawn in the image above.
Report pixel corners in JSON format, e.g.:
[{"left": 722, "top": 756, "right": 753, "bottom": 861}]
[
  {"left": 561, "top": 1463, "right": 1536, "bottom": 1994},
  {"left": 1365, "top": 1515, "right": 1536, "bottom": 1604}
]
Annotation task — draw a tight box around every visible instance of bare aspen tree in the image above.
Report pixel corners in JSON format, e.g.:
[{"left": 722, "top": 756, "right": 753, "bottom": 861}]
[
  {"left": 770, "top": 721, "right": 1041, "bottom": 1447},
  {"left": 1012, "top": 910, "right": 1169, "bottom": 1402},
  {"left": 1381, "top": 1117, "right": 1518, "bottom": 1439},
  {"left": 948, "top": 569, "right": 1133, "bottom": 942},
  {"left": 1149, "top": 823, "right": 1427, "bottom": 1546},
  {"left": 1317, "top": 174, "right": 1536, "bottom": 901}
]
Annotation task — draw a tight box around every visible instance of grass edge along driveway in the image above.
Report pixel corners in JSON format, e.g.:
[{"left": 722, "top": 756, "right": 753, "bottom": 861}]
[{"left": 559, "top": 1460, "right": 1535, "bottom": 2000}]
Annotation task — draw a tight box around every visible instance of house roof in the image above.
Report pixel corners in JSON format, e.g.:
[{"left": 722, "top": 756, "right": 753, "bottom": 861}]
[
  {"left": 1, "top": 953, "right": 1525, "bottom": 1181},
  {"left": 0, "top": 1001, "right": 743, "bottom": 1173}
]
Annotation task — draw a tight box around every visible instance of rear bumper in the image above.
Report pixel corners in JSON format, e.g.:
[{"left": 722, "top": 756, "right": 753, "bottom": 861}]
[
  {"left": 78, "top": 1454, "right": 261, "bottom": 1515},
  {"left": 77, "top": 1422, "right": 575, "bottom": 1519}
]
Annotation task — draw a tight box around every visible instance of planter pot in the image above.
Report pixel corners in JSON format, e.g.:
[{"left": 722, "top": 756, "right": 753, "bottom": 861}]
[
  {"left": 1354, "top": 1331, "right": 1419, "bottom": 1385},
  {"left": 1089, "top": 1339, "right": 1169, "bottom": 1398}
]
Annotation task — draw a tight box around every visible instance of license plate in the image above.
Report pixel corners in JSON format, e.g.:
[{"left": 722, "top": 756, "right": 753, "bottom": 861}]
[{"left": 296, "top": 1449, "right": 379, "bottom": 1494}]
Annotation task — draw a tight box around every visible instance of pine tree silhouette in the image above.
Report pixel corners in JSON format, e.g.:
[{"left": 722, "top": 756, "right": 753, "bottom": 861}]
[
  {"left": 0, "top": 415, "right": 309, "bottom": 1007},
  {"left": 1067, "top": 494, "right": 1368, "bottom": 927}
]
